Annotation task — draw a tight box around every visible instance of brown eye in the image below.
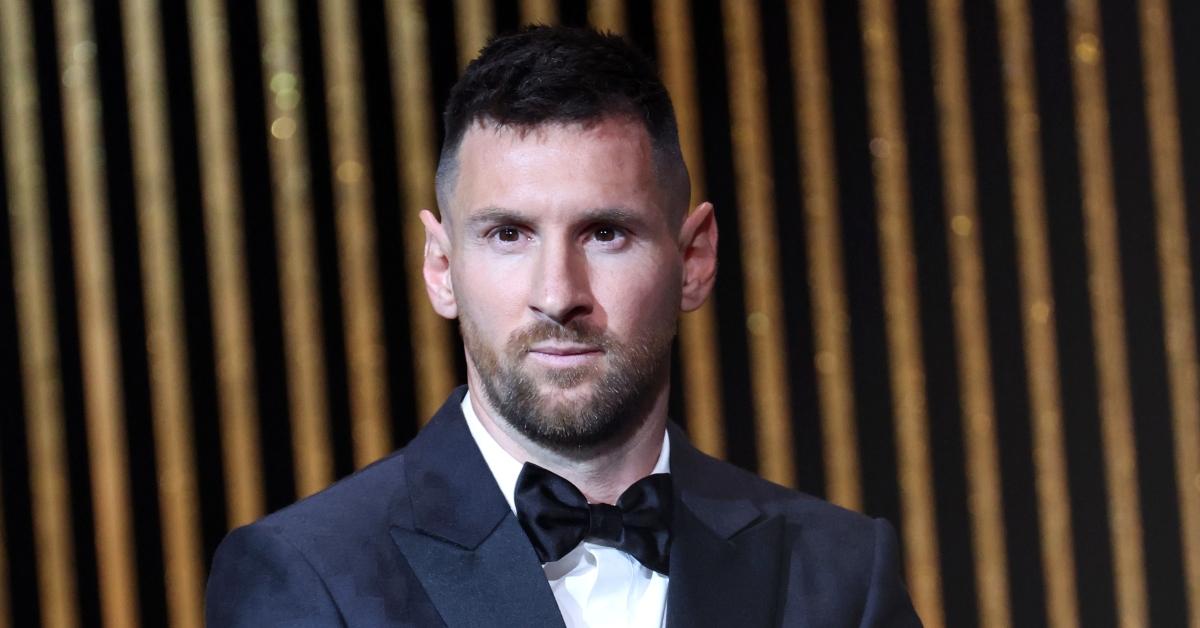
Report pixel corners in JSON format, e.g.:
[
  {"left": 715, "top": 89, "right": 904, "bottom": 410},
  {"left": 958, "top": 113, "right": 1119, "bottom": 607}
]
[
  {"left": 594, "top": 227, "right": 616, "bottom": 242},
  {"left": 496, "top": 227, "right": 520, "bottom": 242}
]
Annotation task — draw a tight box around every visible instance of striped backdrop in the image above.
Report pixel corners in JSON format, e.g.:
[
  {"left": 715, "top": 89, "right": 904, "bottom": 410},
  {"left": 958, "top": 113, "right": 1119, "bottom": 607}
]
[{"left": 1, "top": 0, "right": 1197, "bottom": 626}]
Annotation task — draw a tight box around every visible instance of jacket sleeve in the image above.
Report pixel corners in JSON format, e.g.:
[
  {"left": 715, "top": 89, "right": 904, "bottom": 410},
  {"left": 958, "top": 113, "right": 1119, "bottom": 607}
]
[
  {"left": 206, "top": 523, "right": 346, "bottom": 628},
  {"left": 859, "top": 518, "right": 924, "bottom": 627}
]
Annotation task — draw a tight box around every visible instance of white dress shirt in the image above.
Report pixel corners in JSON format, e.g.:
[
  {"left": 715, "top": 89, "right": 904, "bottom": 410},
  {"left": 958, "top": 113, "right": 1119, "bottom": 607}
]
[{"left": 461, "top": 394, "right": 670, "bottom": 628}]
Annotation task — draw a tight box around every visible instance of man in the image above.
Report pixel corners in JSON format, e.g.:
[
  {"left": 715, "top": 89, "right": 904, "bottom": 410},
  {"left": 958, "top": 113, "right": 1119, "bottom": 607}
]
[{"left": 206, "top": 26, "right": 921, "bottom": 627}]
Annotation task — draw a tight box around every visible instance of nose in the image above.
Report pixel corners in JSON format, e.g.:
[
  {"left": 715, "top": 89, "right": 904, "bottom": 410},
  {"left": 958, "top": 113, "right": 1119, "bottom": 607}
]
[{"left": 529, "top": 238, "right": 593, "bottom": 325}]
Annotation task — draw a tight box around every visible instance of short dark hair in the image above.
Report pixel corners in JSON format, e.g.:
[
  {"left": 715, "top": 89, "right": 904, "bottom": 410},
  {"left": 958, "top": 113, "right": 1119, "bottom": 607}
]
[{"left": 435, "top": 25, "right": 690, "bottom": 221}]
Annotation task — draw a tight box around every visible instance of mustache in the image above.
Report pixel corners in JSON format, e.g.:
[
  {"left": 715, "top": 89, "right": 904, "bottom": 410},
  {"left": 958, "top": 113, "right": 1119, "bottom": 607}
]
[{"left": 509, "top": 320, "right": 612, "bottom": 353}]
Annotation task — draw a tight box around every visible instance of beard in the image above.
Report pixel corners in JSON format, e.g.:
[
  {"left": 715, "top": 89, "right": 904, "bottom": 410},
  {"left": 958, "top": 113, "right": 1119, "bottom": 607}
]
[{"left": 461, "top": 314, "right": 675, "bottom": 452}]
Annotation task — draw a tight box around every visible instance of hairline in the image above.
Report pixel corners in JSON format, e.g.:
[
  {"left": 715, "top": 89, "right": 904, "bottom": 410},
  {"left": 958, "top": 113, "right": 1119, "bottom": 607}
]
[{"left": 434, "top": 115, "right": 690, "bottom": 228}]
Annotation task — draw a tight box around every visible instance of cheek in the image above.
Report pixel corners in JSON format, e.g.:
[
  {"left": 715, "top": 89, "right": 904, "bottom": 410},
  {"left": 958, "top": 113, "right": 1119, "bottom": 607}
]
[
  {"left": 592, "top": 259, "right": 682, "bottom": 332},
  {"left": 453, "top": 261, "right": 530, "bottom": 322}
]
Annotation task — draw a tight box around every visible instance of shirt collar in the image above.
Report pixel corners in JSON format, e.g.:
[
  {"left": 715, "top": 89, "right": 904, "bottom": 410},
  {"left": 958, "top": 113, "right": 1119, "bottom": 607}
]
[{"left": 461, "top": 391, "right": 671, "bottom": 514}]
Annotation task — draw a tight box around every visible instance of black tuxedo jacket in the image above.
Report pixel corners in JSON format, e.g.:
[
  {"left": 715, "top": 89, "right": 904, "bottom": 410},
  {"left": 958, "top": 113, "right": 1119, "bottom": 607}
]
[{"left": 206, "top": 388, "right": 922, "bottom": 627}]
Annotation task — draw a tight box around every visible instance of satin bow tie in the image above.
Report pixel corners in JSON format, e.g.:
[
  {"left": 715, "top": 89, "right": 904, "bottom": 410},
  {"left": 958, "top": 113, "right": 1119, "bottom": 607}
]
[{"left": 514, "top": 463, "right": 674, "bottom": 575}]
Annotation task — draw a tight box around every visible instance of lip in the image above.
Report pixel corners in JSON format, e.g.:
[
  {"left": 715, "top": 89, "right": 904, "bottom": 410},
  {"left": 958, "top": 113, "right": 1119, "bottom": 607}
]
[
  {"left": 528, "top": 343, "right": 601, "bottom": 356},
  {"left": 526, "top": 344, "right": 603, "bottom": 367}
]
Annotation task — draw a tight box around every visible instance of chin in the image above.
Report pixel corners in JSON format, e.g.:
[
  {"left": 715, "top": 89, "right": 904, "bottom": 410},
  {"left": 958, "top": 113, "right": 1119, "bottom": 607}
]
[
  {"left": 512, "top": 410, "right": 631, "bottom": 454},
  {"left": 528, "top": 381, "right": 604, "bottom": 417},
  {"left": 534, "top": 387, "right": 593, "bottom": 408},
  {"left": 530, "top": 363, "right": 605, "bottom": 390}
]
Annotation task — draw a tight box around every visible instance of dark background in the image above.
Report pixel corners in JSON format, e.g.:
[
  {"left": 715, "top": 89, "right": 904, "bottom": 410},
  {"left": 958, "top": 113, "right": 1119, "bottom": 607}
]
[{"left": 2, "top": 0, "right": 1198, "bottom": 626}]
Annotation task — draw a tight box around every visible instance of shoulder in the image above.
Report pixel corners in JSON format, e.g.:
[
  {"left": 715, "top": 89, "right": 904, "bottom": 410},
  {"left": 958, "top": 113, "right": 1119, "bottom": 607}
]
[
  {"left": 674, "top": 437, "right": 891, "bottom": 574},
  {"left": 206, "top": 449, "right": 421, "bottom": 625},
  {"left": 209, "top": 389, "right": 474, "bottom": 578},
  {"left": 247, "top": 449, "right": 412, "bottom": 543},
  {"left": 209, "top": 448, "right": 413, "bottom": 560},
  {"left": 211, "top": 446, "right": 422, "bottom": 587},
  {"left": 673, "top": 431, "right": 879, "bottom": 541},
  {"left": 236, "top": 389, "right": 474, "bottom": 550},
  {"left": 674, "top": 442, "right": 920, "bottom": 625}
]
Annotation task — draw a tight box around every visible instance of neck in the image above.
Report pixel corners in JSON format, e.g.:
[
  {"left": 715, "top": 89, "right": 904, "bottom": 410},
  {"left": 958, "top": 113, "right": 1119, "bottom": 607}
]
[{"left": 466, "top": 379, "right": 669, "bottom": 505}]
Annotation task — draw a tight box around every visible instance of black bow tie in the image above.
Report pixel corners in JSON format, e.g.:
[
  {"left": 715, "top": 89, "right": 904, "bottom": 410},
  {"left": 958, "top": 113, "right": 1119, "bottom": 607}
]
[{"left": 514, "top": 463, "right": 673, "bottom": 575}]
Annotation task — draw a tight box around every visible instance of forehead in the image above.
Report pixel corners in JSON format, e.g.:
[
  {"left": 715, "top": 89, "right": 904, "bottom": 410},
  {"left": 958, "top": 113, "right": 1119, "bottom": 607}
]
[{"left": 450, "top": 117, "right": 662, "bottom": 219}]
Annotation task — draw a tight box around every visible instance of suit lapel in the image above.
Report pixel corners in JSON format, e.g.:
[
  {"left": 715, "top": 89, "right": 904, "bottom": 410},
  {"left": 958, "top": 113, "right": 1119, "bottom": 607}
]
[
  {"left": 389, "top": 395, "right": 788, "bottom": 627},
  {"left": 390, "top": 518, "right": 565, "bottom": 628},
  {"left": 390, "top": 389, "right": 565, "bottom": 628},
  {"left": 666, "top": 424, "right": 787, "bottom": 628}
]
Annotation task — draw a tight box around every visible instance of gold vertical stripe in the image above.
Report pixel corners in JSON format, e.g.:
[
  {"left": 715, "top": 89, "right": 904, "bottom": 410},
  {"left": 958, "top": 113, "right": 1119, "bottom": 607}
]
[
  {"left": 54, "top": 0, "right": 141, "bottom": 624},
  {"left": 588, "top": 0, "right": 626, "bottom": 32},
  {"left": 859, "top": 1, "right": 945, "bottom": 624},
  {"left": 520, "top": 0, "right": 558, "bottom": 25},
  {"left": 259, "top": 0, "right": 334, "bottom": 497},
  {"left": 1065, "top": 4, "right": 1149, "bottom": 626},
  {"left": 1138, "top": 1, "right": 1200, "bottom": 625},
  {"left": 0, "top": 1, "right": 80, "bottom": 625},
  {"left": 121, "top": 0, "right": 204, "bottom": 625},
  {"left": 721, "top": 0, "right": 794, "bottom": 487},
  {"left": 654, "top": 0, "right": 725, "bottom": 459},
  {"left": 187, "top": 0, "right": 265, "bottom": 527},
  {"left": 319, "top": 0, "right": 392, "bottom": 467},
  {"left": 788, "top": 0, "right": 862, "bottom": 510},
  {"left": 994, "top": 2, "right": 1080, "bottom": 625},
  {"left": 454, "top": 0, "right": 493, "bottom": 71},
  {"left": 386, "top": 0, "right": 457, "bottom": 423},
  {"left": 927, "top": 1, "right": 1012, "bottom": 626}
]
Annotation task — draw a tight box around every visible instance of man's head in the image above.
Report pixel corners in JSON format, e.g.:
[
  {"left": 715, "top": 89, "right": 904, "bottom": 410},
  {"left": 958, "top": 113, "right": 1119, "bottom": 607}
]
[
  {"left": 435, "top": 26, "right": 690, "bottom": 223},
  {"left": 421, "top": 26, "right": 718, "bottom": 455}
]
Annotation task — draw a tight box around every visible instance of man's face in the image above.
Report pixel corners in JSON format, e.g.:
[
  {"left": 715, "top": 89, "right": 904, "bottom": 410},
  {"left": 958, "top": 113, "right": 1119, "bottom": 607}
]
[{"left": 439, "top": 117, "right": 684, "bottom": 450}]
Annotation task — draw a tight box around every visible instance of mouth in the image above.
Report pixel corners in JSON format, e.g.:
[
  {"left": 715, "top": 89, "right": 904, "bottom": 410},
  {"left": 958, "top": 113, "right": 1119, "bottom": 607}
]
[{"left": 526, "top": 343, "right": 604, "bottom": 367}]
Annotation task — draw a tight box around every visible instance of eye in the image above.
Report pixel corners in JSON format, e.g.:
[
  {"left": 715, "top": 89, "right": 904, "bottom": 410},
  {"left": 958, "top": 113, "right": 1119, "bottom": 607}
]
[
  {"left": 493, "top": 226, "right": 521, "bottom": 242},
  {"left": 594, "top": 226, "right": 618, "bottom": 242},
  {"left": 589, "top": 224, "right": 629, "bottom": 246}
]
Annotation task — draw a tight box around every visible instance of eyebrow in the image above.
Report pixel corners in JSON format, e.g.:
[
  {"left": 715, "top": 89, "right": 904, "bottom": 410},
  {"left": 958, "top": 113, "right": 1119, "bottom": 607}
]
[
  {"left": 463, "top": 206, "right": 647, "bottom": 230},
  {"left": 463, "top": 207, "right": 527, "bottom": 230}
]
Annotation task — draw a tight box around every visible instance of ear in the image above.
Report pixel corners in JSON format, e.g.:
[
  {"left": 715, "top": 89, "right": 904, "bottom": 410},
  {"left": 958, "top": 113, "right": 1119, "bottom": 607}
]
[
  {"left": 420, "top": 209, "right": 458, "bottom": 319},
  {"left": 679, "top": 202, "right": 718, "bottom": 312}
]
